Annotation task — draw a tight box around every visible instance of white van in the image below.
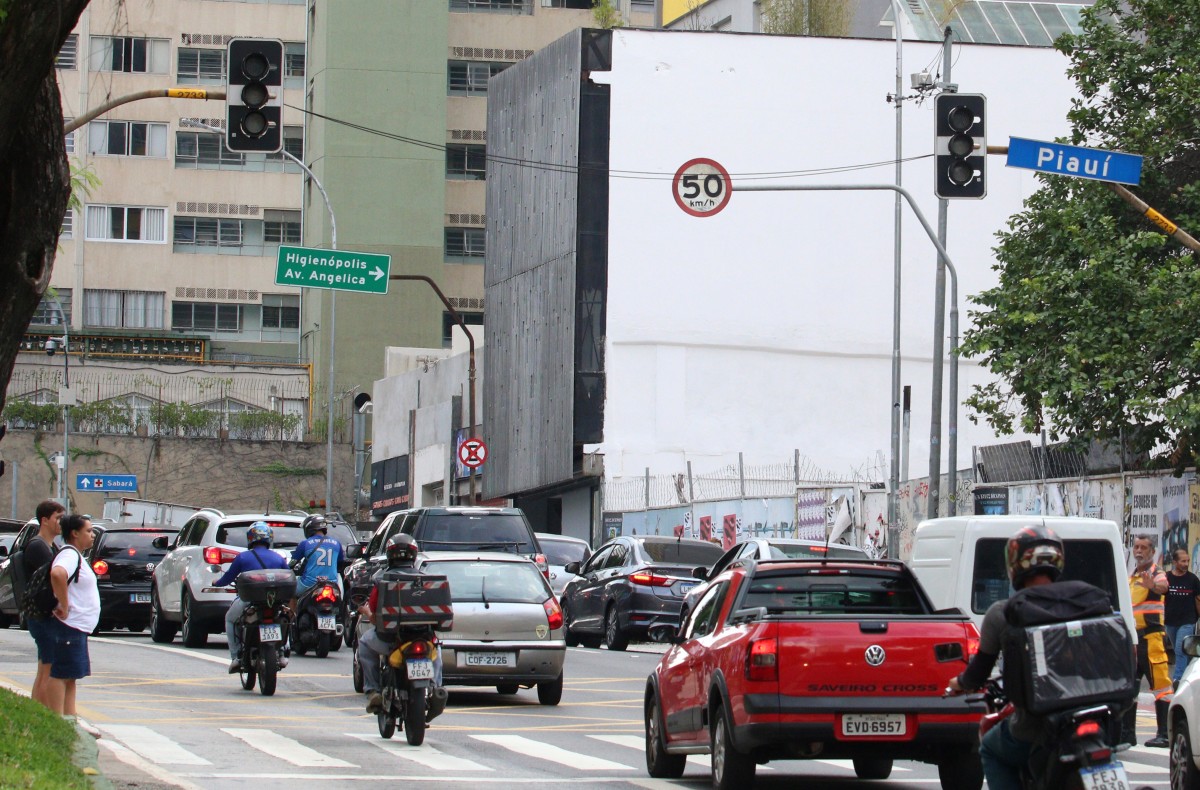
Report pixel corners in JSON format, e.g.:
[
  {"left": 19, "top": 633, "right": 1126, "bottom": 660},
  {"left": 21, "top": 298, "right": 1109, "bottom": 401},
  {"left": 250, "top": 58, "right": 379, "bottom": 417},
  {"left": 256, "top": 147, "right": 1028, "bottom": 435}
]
[{"left": 909, "top": 515, "right": 1135, "bottom": 641}]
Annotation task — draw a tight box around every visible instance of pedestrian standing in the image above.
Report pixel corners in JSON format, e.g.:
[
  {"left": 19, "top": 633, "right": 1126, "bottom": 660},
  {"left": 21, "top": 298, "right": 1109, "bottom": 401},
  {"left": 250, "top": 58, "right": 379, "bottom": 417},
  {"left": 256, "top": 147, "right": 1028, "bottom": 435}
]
[
  {"left": 1166, "top": 548, "right": 1200, "bottom": 686},
  {"left": 45, "top": 514, "right": 102, "bottom": 738},
  {"left": 24, "top": 499, "right": 64, "bottom": 708},
  {"left": 1124, "top": 535, "right": 1171, "bottom": 748}
]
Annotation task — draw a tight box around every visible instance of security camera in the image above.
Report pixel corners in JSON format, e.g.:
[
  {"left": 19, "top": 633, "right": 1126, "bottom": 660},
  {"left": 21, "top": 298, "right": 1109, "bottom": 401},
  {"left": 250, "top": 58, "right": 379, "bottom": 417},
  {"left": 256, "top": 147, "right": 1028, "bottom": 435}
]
[{"left": 44, "top": 339, "right": 57, "bottom": 356}]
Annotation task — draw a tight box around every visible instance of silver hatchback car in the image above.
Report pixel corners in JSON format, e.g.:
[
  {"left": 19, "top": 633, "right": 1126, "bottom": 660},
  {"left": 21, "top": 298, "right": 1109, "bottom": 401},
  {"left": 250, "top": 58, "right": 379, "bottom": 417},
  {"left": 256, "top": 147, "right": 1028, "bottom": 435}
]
[{"left": 419, "top": 552, "right": 566, "bottom": 705}]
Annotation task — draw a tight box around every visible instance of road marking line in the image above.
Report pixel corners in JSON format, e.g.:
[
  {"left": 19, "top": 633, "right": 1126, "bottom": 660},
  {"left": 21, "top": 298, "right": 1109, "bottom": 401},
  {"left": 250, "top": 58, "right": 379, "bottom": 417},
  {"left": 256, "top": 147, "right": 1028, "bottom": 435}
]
[
  {"left": 177, "top": 774, "right": 662, "bottom": 783},
  {"left": 346, "top": 733, "right": 492, "bottom": 771},
  {"left": 222, "top": 728, "right": 356, "bottom": 768},
  {"left": 100, "top": 739, "right": 207, "bottom": 790},
  {"left": 99, "top": 724, "right": 211, "bottom": 765},
  {"left": 472, "top": 734, "right": 633, "bottom": 770},
  {"left": 89, "top": 636, "right": 230, "bottom": 666},
  {"left": 587, "top": 733, "right": 778, "bottom": 771}
]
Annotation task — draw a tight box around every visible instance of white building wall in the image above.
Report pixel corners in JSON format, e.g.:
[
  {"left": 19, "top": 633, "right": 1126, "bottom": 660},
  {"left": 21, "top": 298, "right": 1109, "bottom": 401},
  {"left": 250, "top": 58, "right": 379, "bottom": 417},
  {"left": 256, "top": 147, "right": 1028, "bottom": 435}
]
[{"left": 594, "top": 29, "right": 1076, "bottom": 481}]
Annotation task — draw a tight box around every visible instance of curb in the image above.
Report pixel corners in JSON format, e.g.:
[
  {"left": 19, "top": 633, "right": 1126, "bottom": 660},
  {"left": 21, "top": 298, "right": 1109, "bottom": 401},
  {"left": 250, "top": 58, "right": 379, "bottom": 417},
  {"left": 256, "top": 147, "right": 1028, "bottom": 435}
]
[{"left": 72, "top": 724, "right": 113, "bottom": 790}]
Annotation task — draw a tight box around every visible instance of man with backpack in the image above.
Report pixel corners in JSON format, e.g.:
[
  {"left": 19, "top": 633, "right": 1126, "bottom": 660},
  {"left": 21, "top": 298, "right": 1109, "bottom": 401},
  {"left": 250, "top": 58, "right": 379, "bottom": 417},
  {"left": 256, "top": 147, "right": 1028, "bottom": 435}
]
[{"left": 21, "top": 500, "right": 65, "bottom": 708}]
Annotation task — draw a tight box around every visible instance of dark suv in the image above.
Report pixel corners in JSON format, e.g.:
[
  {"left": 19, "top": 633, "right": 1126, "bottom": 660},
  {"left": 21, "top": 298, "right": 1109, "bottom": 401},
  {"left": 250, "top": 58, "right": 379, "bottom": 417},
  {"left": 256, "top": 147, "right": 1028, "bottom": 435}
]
[{"left": 344, "top": 507, "right": 543, "bottom": 597}]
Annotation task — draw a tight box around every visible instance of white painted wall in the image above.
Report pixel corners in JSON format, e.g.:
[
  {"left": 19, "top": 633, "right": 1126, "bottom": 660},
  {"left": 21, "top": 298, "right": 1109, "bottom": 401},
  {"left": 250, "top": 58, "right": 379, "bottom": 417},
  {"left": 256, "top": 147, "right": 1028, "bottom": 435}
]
[{"left": 593, "top": 29, "right": 1076, "bottom": 481}]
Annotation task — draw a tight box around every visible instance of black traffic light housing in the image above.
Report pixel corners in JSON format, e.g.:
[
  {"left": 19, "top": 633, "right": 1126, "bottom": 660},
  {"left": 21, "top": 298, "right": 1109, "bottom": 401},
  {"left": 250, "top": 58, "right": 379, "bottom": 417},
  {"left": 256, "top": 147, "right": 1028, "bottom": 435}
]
[
  {"left": 225, "top": 38, "right": 283, "bottom": 154},
  {"left": 934, "top": 92, "right": 986, "bottom": 199}
]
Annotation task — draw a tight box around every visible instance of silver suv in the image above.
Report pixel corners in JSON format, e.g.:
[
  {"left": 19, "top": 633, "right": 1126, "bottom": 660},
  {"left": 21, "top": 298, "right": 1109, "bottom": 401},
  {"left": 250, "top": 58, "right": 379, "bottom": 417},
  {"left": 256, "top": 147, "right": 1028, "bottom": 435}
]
[{"left": 149, "top": 510, "right": 355, "bottom": 647}]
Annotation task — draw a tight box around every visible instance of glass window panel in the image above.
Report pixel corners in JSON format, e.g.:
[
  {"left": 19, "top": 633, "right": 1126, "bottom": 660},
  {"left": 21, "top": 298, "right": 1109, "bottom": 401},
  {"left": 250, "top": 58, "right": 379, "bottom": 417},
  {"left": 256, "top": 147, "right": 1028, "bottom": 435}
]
[
  {"left": 109, "top": 207, "right": 125, "bottom": 240},
  {"left": 981, "top": 3, "right": 1025, "bottom": 44},
  {"left": 87, "top": 123, "right": 108, "bottom": 155},
  {"left": 957, "top": 2, "right": 1000, "bottom": 43},
  {"left": 56, "top": 35, "right": 78, "bottom": 69},
  {"left": 217, "top": 304, "right": 240, "bottom": 330},
  {"left": 126, "top": 207, "right": 143, "bottom": 240},
  {"left": 1032, "top": 4, "right": 1070, "bottom": 40},
  {"left": 172, "top": 302, "right": 192, "bottom": 329},
  {"left": 130, "top": 123, "right": 147, "bottom": 156},
  {"left": 1058, "top": 4, "right": 1084, "bottom": 33},
  {"left": 193, "top": 303, "right": 216, "bottom": 330},
  {"left": 284, "top": 42, "right": 305, "bottom": 77},
  {"left": 1006, "top": 3, "right": 1052, "bottom": 47},
  {"left": 108, "top": 122, "right": 127, "bottom": 155},
  {"left": 131, "top": 38, "right": 147, "bottom": 72},
  {"left": 195, "top": 218, "right": 218, "bottom": 244}
]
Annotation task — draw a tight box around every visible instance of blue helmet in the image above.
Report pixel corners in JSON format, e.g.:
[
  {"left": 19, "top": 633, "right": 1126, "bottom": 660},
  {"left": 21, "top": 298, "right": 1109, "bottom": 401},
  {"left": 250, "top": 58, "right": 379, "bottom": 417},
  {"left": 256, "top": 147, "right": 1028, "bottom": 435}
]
[{"left": 247, "top": 521, "right": 273, "bottom": 548}]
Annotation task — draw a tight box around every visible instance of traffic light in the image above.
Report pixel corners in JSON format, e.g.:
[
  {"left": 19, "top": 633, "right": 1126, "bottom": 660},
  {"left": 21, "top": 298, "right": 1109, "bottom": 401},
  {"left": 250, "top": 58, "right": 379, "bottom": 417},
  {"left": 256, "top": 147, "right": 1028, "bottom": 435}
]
[
  {"left": 934, "top": 93, "right": 986, "bottom": 199},
  {"left": 225, "top": 38, "right": 283, "bottom": 154}
]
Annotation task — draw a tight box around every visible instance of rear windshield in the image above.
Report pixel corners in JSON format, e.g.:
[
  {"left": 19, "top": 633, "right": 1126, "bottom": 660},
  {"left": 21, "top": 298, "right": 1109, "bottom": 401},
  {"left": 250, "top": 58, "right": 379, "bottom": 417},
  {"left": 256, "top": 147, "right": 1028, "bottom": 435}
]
[
  {"left": 639, "top": 539, "right": 725, "bottom": 566},
  {"left": 218, "top": 522, "right": 304, "bottom": 550},
  {"left": 971, "top": 537, "right": 1119, "bottom": 614},
  {"left": 742, "top": 570, "right": 928, "bottom": 615},
  {"left": 97, "top": 530, "right": 175, "bottom": 560},
  {"left": 769, "top": 543, "right": 867, "bottom": 560},
  {"left": 415, "top": 514, "right": 536, "bottom": 554},
  {"left": 424, "top": 560, "right": 549, "bottom": 604},
  {"left": 539, "top": 539, "right": 589, "bottom": 566}
]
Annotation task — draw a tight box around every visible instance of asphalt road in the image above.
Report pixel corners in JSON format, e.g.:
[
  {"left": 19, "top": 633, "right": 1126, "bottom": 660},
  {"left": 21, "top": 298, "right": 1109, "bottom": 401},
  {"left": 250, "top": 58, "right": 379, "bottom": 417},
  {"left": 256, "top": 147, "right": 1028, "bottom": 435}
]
[{"left": 0, "top": 628, "right": 1169, "bottom": 789}]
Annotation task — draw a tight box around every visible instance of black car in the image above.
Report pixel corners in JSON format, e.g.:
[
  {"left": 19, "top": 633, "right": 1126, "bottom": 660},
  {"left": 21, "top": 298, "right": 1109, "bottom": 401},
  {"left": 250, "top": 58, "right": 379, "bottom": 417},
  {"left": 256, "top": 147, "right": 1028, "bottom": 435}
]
[
  {"left": 0, "top": 519, "right": 40, "bottom": 628},
  {"left": 87, "top": 524, "right": 178, "bottom": 633},
  {"left": 560, "top": 535, "right": 725, "bottom": 651}
]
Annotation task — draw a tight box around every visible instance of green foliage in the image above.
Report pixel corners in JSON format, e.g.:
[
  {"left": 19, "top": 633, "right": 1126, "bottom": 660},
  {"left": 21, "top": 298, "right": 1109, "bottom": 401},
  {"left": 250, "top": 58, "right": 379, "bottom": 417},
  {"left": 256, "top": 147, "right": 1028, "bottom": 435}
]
[
  {"left": 68, "top": 159, "right": 100, "bottom": 214},
  {"left": 1, "top": 399, "right": 60, "bottom": 430},
  {"left": 759, "top": 0, "right": 857, "bottom": 36},
  {"left": 229, "top": 410, "right": 301, "bottom": 441},
  {"left": 0, "top": 688, "right": 91, "bottom": 789},
  {"left": 251, "top": 461, "right": 323, "bottom": 477},
  {"left": 70, "top": 400, "right": 134, "bottom": 434},
  {"left": 592, "top": 0, "right": 625, "bottom": 28},
  {"left": 310, "top": 414, "right": 348, "bottom": 443},
  {"left": 962, "top": 0, "right": 1200, "bottom": 466},
  {"left": 149, "top": 402, "right": 220, "bottom": 438}
]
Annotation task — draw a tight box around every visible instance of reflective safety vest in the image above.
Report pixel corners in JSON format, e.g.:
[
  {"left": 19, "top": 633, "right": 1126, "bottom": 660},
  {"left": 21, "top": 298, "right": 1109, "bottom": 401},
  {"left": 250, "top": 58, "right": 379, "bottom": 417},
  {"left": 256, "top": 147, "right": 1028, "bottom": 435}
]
[{"left": 1130, "top": 563, "right": 1165, "bottom": 630}]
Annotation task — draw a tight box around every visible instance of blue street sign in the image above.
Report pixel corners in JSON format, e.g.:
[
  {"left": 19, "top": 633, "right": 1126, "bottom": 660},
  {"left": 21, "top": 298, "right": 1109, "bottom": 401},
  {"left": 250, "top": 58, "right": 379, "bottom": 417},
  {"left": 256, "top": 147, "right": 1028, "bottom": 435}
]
[
  {"left": 1006, "top": 137, "right": 1142, "bottom": 186},
  {"left": 76, "top": 474, "right": 138, "bottom": 492}
]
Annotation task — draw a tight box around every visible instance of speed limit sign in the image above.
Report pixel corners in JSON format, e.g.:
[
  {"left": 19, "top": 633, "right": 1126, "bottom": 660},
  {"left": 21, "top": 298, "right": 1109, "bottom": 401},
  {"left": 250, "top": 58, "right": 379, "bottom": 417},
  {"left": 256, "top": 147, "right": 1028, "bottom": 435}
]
[{"left": 673, "top": 158, "right": 732, "bottom": 217}]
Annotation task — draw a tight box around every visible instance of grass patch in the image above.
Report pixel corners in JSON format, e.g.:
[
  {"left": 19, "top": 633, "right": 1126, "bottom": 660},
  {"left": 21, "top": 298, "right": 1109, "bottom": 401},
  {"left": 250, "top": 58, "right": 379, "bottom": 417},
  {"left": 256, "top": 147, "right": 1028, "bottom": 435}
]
[{"left": 0, "top": 688, "right": 90, "bottom": 789}]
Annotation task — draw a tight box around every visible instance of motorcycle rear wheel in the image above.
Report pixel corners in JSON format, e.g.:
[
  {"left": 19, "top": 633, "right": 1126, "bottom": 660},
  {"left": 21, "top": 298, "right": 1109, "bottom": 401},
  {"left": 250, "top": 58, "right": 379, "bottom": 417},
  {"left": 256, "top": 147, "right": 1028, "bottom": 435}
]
[
  {"left": 352, "top": 654, "right": 365, "bottom": 693},
  {"left": 377, "top": 710, "right": 396, "bottom": 739},
  {"left": 405, "top": 686, "right": 427, "bottom": 745},
  {"left": 315, "top": 632, "right": 331, "bottom": 658},
  {"left": 259, "top": 644, "right": 278, "bottom": 696},
  {"left": 239, "top": 649, "right": 257, "bottom": 691}
]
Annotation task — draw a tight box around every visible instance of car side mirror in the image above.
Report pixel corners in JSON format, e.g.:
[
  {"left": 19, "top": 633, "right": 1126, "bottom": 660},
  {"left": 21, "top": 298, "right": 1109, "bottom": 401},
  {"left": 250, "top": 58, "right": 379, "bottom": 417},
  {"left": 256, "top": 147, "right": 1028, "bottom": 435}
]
[
  {"left": 0, "top": 546, "right": 7, "bottom": 558},
  {"left": 670, "top": 628, "right": 687, "bottom": 645},
  {"left": 692, "top": 566, "right": 709, "bottom": 580},
  {"left": 345, "top": 544, "right": 363, "bottom": 560},
  {"left": 152, "top": 536, "right": 169, "bottom": 550},
  {"left": 1185, "top": 635, "right": 1200, "bottom": 658},
  {"left": 564, "top": 561, "right": 581, "bottom": 575}
]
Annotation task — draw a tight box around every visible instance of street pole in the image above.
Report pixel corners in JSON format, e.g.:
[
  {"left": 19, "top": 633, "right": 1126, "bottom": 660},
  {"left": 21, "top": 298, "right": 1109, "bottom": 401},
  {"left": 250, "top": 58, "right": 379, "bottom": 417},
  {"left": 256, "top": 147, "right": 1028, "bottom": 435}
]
[
  {"left": 928, "top": 26, "right": 953, "bottom": 519},
  {"left": 887, "top": 0, "right": 906, "bottom": 559}
]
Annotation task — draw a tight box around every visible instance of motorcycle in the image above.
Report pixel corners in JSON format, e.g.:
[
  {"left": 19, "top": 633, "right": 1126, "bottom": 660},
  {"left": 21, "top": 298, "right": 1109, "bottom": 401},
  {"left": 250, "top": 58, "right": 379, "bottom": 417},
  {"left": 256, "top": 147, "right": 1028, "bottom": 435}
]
[
  {"left": 375, "top": 623, "right": 441, "bottom": 745},
  {"left": 289, "top": 575, "right": 344, "bottom": 657},
  {"left": 233, "top": 568, "right": 294, "bottom": 697}
]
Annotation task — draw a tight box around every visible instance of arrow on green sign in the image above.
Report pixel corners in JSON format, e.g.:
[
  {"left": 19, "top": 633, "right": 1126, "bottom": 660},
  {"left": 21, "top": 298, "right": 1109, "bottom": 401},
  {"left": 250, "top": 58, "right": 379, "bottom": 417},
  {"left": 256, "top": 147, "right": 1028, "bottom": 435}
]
[{"left": 275, "top": 245, "right": 392, "bottom": 295}]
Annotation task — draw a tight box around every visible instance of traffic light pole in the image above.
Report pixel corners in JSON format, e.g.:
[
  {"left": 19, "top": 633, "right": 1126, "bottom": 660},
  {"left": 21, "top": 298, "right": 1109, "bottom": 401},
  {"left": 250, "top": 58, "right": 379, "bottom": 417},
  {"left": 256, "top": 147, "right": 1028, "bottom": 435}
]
[{"left": 928, "top": 27, "right": 953, "bottom": 519}]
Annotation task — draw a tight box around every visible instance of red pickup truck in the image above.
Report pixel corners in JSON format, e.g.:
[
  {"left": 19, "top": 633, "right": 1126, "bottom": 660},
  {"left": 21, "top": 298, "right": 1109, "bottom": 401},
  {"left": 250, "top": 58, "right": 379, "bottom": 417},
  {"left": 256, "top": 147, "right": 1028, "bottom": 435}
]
[{"left": 644, "top": 558, "right": 986, "bottom": 789}]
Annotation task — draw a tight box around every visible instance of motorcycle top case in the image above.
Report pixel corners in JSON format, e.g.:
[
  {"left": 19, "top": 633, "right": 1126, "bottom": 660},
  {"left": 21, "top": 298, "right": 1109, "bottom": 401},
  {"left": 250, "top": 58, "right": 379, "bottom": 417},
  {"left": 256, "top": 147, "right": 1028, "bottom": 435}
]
[
  {"left": 374, "top": 572, "right": 453, "bottom": 637},
  {"left": 235, "top": 568, "right": 297, "bottom": 604}
]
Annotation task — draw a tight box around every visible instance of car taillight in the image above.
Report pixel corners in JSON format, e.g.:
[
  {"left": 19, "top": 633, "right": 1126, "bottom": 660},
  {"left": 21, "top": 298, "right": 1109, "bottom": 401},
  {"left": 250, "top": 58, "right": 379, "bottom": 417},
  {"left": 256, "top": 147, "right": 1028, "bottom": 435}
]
[
  {"left": 203, "top": 547, "right": 239, "bottom": 565},
  {"left": 92, "top": 560, "right": 109, "bottom": 577},
  {"left": 543, "top": 597, "right": 563, "bottom": 631},
  {"left": 535, "top": 553, "right": 550, "bottom": 578},
  {"left": 966, "top": 636, "right": 980, "bottom": 659},
  {"left": 630, "top": 572, "right": 672, "bottom": 587},
  {"left": 746, "top": 637, "right": 778, "bottom": 682},
  {"left": 314, "top": 585, "right": 337, "bottom": 603},
  {"left": 1075, "top": 720, "right": 1102, "bottom": 738}
]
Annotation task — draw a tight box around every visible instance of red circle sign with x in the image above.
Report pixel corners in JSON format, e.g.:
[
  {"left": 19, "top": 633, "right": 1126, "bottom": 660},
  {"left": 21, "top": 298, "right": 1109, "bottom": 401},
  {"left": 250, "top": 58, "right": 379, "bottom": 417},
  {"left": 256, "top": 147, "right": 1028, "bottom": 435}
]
[{"left": 458, "top": 437, "right": 488, "bottom": 469}]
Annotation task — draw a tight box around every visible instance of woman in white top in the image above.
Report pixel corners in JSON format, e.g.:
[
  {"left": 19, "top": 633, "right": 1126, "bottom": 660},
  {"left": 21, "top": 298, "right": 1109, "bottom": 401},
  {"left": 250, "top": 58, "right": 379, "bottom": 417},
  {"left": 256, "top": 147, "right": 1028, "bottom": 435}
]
[{"left": 46, "top": 514, "right": 100, "bottom": 723}]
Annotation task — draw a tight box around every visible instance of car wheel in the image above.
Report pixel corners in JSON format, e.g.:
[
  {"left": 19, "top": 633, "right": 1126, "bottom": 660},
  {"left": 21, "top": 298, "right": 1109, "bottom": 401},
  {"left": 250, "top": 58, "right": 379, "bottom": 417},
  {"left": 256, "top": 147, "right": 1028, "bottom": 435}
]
[
  {"left": 150, "top": 586, "right": 178, "bottom": 644},
  {"left": 853, "top": 757, "right": 893, "bottom": 780},
  {"left": 604, "top": 605, "right": 628, "bottom": 652},
  {"left": 537, "top": 672, "right": 563, "bottom": 706},
  {"left": 710, "top": 701, "right": 755, "bottom": 790},
  {"left": 937, "top": 744, "right": 983, "bottom": 790},
  {"left": 180, "top": 589, "right": 208, "bottom": 647},
  {"left": 1172, "top": 716, "right": 1200, "bottom": 790},
  {"left": 496, "top": 683, "right": 520, "bottom": 695},
  {"left": 645, "top": 694, "right": 686, "bottom": 778},
  {"left": 561, "top": 601, "right": 580, "bottom": 648},
  {"left": 127, "top": 621, "right": 148, "bottom": 633}
]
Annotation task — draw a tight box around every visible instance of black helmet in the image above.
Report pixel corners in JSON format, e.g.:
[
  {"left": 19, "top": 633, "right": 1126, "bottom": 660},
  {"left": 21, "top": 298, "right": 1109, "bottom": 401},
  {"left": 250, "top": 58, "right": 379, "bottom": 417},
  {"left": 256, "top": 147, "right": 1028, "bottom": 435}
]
[
  {"left": 1006, "top": 524, "right": 1065, "bottom": 590},
  {"left": 302, "top": 514, "right": 328, "bottom": 538},
  {"left": 385, "top": 534, "right": 419, "bottom": 568}
]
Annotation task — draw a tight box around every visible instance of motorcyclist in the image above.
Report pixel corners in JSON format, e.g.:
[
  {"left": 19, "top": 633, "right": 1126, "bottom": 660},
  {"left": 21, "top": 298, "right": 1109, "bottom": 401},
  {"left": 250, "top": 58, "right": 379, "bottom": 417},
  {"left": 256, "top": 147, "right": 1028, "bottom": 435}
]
[
  {"left": 216, "top": 521, "right": 289, "bottom": 674},
  {"left": 945, "top": 524, "right": 1094, "bottom": 790},
  {"left": 355, "top": 534, "right": 448, "bottom": 718},
  {"left": 289, "top": 514, "right": 345, "bottom": 613}
]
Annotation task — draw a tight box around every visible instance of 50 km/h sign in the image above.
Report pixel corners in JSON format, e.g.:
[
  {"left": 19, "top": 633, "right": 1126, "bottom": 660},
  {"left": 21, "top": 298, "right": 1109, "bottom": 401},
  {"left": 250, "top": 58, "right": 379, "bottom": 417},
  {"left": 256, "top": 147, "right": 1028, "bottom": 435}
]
[
  {"left": 673, "top": 158, "right": 732, "bottom": 217},
  {"left": 275, "top": 245, "right": 391, "bottom": 294}
]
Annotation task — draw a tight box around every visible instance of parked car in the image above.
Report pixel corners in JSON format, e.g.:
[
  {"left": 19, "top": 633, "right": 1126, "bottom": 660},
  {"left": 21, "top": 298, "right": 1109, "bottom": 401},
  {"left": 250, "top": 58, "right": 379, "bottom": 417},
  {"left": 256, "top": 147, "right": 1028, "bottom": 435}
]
[
  {"left": 0, "top": 519, "right": 41, "bottom": 628},
  {"left": 419, "top": 552, "right": 566, "bottom": 705},
  {"left": 644, "top": 557, "right": 984, "bottom": 789},
  {"left": 0, "top": 534, "right": 16, "bottom": 558},
  {"left": 149, "top": 509, "right": 358, "bottom": 647},
  {"left": 1170, "top": 635, "right": 1200, "bottom": 788},
  {"left": 560, "top": 535, "right": 725, "bottom": 651},
  {"left": 86, "top": 524, "right": 178, "bottom": 633},
  {"left": 536, "top": 533, "right": 591, "bottom": 596},
  {"left": 681, "top": 537, "right": 869, "bottom": 622}
]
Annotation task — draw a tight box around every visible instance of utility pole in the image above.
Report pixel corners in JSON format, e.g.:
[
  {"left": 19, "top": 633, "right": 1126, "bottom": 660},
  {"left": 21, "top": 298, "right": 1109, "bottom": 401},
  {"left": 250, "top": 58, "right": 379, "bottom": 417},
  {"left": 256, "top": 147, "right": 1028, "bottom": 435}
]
[{"left": 928, "top": 26, "right": 954, "bottom": 519}]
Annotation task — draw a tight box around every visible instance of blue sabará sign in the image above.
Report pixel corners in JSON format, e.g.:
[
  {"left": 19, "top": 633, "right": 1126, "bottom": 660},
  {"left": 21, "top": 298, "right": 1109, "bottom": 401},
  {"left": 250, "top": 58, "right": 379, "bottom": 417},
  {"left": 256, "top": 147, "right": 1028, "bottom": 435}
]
[
  {"left": 1006, "top": 137, "right": 1142, "bottom": 186},
  {"left": 76, "top": 474, "right": 138, "bottom": 492}
]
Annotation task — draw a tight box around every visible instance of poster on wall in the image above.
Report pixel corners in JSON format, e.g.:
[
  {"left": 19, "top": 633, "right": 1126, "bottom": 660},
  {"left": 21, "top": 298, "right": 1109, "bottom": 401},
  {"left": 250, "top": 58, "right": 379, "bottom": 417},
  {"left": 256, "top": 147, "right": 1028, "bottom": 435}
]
[
  {"left": 973, "top": 487, "right": 1009, "bottom": 515},
  {"left": 370, "top": 454, "right": 410, "bottom": 517},
  {"left": 1190, "top": 484, "right": 1200, "bottom": 571},
  {"left": 602, "top": 512, "right": 623, "bottom": 540},
  {"left": 1163, "top": 476, "right": 1191, "bottom": 559},
  {"left": 1129, "top": 476, "right": 1162, "bottom": 562}
]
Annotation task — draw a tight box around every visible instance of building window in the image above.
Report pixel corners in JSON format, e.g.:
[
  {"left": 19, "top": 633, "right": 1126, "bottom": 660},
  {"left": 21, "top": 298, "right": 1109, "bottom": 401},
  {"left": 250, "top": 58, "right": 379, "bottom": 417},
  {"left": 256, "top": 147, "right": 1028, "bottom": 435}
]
[
  {"left": 65, "top": 125, "right": 75, "bottom": 154},
  {"left": 85, "top": 205, "right": 167, "bottom": 243},
  {"left": 84, "top": 289, "right": 165, "bottom": 329},
  {"left": 448, "top": 61, "right": 508, "bottom": 96},
  {"left": 88, "top": 120, "right": 168, "bottom": 157},
  {"left": 265, "top": 126, "right": 304, "bottom": 168},
  {"left": 263, "top": 210, "right": 301, "bottom": 244},
  {"left": 445, "top": 227, "right": 485, "bottom": 262},
  {"left": 442, "top": 311, "right": 484, "bottom": 347},
  {"left": 61, "top": 208, "right": 74, "bottom": 240},
  {"left": 56, "top": 35, "right": 78, "bottom": 69},
  {"left": 32, "top": 290, "right": 72, "bottom": 326},
  {"left": 173, "top": 216, "right": 245, "bottom": 250},
  {"left": 446, "top": 144, "right": 486, "bottom": 180},
  {"left": 172, "top": 301, "right": 242, "bottom": 332},
  {"left": 177, "top": 47, "right": 225, "bottom": 84},
  {"left": 284, "top": 42, "right": 305, "bottom": 77},
  {"left": 262, "top": 294, "right": 300, "bottom": 330},
  {"left": 176, "top": 128, "right": 303, "bottom": 173},
  {"left": 450, "top": 0, "right": 531, "bottom": 11},
  {"left": 89, "top": 36, "right": 170, "bottom": 74},
  {"left": 544, "top": 0, "right": 590, "bottom": 7}
]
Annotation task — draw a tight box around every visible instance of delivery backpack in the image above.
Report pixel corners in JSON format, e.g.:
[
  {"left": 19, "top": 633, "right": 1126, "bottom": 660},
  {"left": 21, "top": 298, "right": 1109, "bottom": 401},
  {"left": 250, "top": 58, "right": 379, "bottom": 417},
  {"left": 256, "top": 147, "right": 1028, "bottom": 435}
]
[
  {"left": 1000, "top": 579, "right": 1137, "bottom": 715},
  {"left": 20, "top": 547, "right": 81, "bottom": 621}
]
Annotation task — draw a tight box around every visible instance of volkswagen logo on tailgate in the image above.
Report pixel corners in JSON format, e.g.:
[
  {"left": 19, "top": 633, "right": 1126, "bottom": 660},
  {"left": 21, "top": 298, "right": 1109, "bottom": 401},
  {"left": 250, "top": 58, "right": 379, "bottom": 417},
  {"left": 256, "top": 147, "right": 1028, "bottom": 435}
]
[{"left": 864, "top": 645, "right": 886, "bottom": 666}]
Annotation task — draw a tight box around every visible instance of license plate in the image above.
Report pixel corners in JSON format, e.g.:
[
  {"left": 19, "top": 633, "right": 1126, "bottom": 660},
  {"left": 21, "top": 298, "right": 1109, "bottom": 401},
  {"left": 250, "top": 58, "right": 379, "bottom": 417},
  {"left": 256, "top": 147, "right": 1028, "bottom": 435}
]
[
  {"left": 1080, "top": 762, "right": 1131, "bottom": 790},
  {"left": 678, "top": 582, "right": 696, "bottom": 595},
  {"left": 259, "top": 624, "right": 282, "bottom": 642},
  {"left": 841, "top": 713, "right": 906, "bottom": 736},
  {"left": 407, "top": 659, "right": 434, "bottom": 680},
  {"left": 130, "top": 593, "right": 151, "bottom": 603},
  {"left": 463, "top": 652, "right": 516, "bottom": 667},
  {"left": 317, "top": 615, "right": 336, "bottom": 631}
]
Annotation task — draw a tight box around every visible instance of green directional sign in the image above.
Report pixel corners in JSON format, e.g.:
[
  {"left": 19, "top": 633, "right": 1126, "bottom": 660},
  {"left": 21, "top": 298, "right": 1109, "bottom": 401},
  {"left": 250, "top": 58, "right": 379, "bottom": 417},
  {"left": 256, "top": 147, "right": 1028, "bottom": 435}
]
[{"left": 275, "top": 245, "right": 391, "bottom": 294}]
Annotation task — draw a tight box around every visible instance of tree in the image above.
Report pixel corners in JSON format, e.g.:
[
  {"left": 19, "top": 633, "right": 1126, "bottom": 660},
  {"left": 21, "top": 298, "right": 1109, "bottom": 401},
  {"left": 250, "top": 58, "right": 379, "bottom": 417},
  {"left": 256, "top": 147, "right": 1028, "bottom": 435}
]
[
  {"left": 961, "top": 0, "right": 1200, "bottom": 467},
  {"left": 759, "top": 0, "right": 857, "bottom": 37},
  {"left": 0, "top": 1, "right": 91, "bottom": 416}
]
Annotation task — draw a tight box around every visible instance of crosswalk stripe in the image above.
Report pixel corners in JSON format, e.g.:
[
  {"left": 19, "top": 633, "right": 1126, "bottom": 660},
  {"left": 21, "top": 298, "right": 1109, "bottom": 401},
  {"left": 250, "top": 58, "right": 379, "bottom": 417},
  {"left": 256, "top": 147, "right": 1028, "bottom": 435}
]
[
  {"left": 98, "top": 724, "right": 211, "bottom": 765},
  {"left": 346, "top": 733, "right": 492, "bottom": 771},
  {"left": 472, "top": 734, "right": 633, "bottom": 771},
  {"left": 221, "top": 728, "right": 356, "bottom": 768}
]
